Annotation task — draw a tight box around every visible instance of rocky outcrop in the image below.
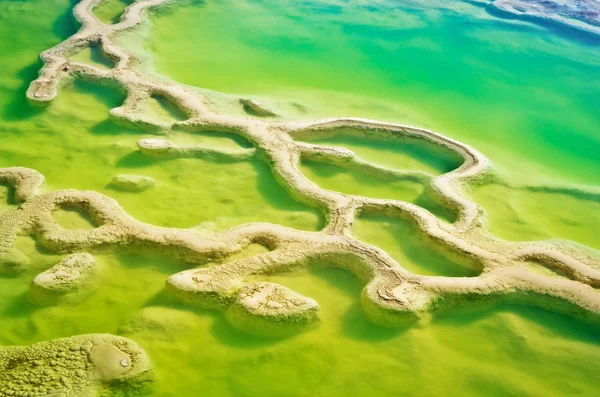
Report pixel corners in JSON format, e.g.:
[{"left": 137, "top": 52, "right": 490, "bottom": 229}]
[{"left": 0, "top": 248, "right": 30, "bottom": 276}]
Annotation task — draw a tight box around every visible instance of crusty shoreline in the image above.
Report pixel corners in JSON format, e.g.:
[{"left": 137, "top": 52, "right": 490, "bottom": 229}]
[{"left": 0, "top": 0, "right": 596, "bottom": 334}]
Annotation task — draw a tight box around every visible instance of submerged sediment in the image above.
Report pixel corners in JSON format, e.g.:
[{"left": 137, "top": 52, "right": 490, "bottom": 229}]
[
  {"left": 0, "top": 0, "right": 593, "bottom": 343},
  {"left": 32, "top": 253, "right": 96, "bottom": 292},
  {"left": 110, "top": 174, "right": 156, "bottom": 192}
]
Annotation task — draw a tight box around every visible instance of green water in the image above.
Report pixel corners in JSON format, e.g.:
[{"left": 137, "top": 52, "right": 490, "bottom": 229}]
[
  {"left": 0, "top": 77, "right": 321, "bottom": 230},
  {"left": 92, "top": 0, "right": 132, "bottom": 24},
  {"left": 296, "top": 129, "right": 461, "bottom": 221},
  {"left": 2, "top": 248, "right": 599, "bottom": 396},
  {"left": 139, "top": 0, "right": 600, "bottom": 184},
  {"left": 300, "top": 159, "right": 456, "bottom": 222},
  {"left": 69, "top": 44, "right": 114, "bottom": 69},
  {"left": 141, "top": 95, "right": 188, "bottom": 124},
  {"left": 53, "top": 206, "right": 98, "bottom": 230},
  {"left": 470, "top": 183, "right": 600, "bottom": 250},
  {"left": 1, "top": 0, "right": 599, "bottom": 396},
  {"left": 296, "top": 131, "right": 464, "bottom": 176},
  {"left": 352, "top": 213, "right": 478, "bottom": 277}
]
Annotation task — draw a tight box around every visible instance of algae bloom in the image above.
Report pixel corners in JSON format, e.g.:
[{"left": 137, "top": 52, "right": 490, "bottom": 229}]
[{"left": 0, "top": 0, "right": 599, "bottom": 396}]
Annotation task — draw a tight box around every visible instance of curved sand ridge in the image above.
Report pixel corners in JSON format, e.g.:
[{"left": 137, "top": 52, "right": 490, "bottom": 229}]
[
  {"left": 0, "top": 334, "right": 152, "bottom": 396},
  {"left": 5, "top": 0, "right": 598, "bottom": 335}
]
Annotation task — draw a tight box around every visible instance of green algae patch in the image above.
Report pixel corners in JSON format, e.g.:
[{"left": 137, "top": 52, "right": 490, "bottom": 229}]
[
  {"left": 0, "top": 248, "right": 188, "bottom": 344},
  {"left": 296, "top": 129, "right": 463, "bottom": 176},
  {"left": 86, "top": 261, "right": 600, "bottom": 396},
  {"left": 138, "top": 0, "right": 600, "bottom": 187},
  {"left": 140, "top": 94, "right": 188, "bottom": 124},
  {"left": 300, "top": 158, "right": 423, "bottom": 199},
  {"left": 53, "top": 207, "right": 98, "bottom": 230},
  {"left": 93, "top": 0, "right": 133, "bottom": 24},
  {"left": 471, "top": 183, "right": 600, "bottom": 249},
  {"left": 115, "top": 156, "right": 323, "bottom": 230},
  {"left": 522, "top": 259, "right": 574, "bottom": 280},
  {"left": 0, "top": 234, "right": 598, "bottom": 397},
  {"left": 10, "top": 236, "right": 61, "bottom": 275},
  {"left": 221, "top": 267, "right": 600, "bottom": 396},
  {"left": 236, "top": 242, "right": 271, "bottom": 257},
  {"left": 1, "top": 236, "right": 63, "bottom": 279},
  {"left": 300, "top": 158, "right": 456, "bottom": 222},
  {"left": 69, "top": 45, "right": 114, "bottom": 69},
  {"left": 353, "top": 213, "right": 479, "bottom": 277},
  {"left": 0, "top": 248, "right": 30, "bottom": 277},
  {"left": 0, "top": 76, "right": 321, "bottom": 231},
  {"left": 119, "top": 306, "right": 200, "bottom": 341}
]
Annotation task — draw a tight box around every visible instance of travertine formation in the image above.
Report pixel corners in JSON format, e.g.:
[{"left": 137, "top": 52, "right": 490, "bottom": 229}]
[
  {"left": 138, "top": 138, "right": 255, "bottom": 161},
  {"left": 31, "top": 253, "right": 98, "bottom": 305},
  {"left": 0, "top": 0, "right": 596, "bottom": 341},
  {"left": 0, "top": 334, "right": 152, "bottom": 396},
  {"left": 226, "top": 282, "right": 319, "bottom": 337}
]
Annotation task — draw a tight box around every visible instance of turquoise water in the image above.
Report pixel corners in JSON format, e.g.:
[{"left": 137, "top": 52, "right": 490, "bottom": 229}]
[{"left": 140, "top": 0, "right": 600, "bottom": 186}]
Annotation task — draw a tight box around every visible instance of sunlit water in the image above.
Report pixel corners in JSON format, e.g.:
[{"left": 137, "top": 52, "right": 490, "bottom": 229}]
[{"left": 0, "top": 0, "right": 599, "bottom": 396}]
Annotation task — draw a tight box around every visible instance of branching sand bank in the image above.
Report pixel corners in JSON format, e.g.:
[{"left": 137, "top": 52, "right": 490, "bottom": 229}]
[{"left": 0, "top": 0, "right": 597, "bottom": 345}]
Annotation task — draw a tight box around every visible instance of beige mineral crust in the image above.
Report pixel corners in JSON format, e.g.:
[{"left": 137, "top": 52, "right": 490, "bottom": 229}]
[
  {"left": 225, "top": 282, "right": 320, "bottom": 337},
  {"left": 137, "top": 138, "right": 255, "bottom": 161},
  {"left": 0, "top": 334, "right": 152, "bottom": 397},
  {"left": 0, "top": 0, "right": 594, "bottom": 338}
]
